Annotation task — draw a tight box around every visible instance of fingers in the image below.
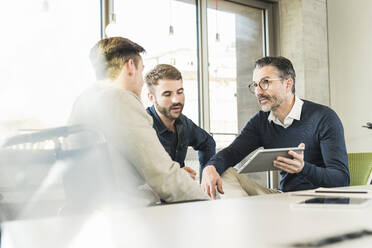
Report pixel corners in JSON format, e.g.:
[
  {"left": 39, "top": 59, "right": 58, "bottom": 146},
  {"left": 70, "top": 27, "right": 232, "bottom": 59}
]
[
  {"left": 201, "top": 172, "right": 213, "bottom": 198},
  {"left": 291, "top": 143, "right": 305, "bottom": 157},
  {"left": 210, "top": 183, "right": 217, "bottom": 200},
  {"left": 188, "top": 169, "right": 196, "bottom": 179},
  {"left": 273, "top": 160, "right": 299, "bottom": 174},
  {"left": 201, "top": 165, "right": 222, "bottom": 200},
  {"left": 288, "top": 150, "right": 302, "bottom": 159},
  {"left": 274, "top": 154, "right": 304, "bottom": 174},
  {"left": 201, "top": 178, "right": 210, "bottom": 197},
  {"left": 206, "top": 183, "right": 211, "bottom": 198},
  {"left": 201, "top": 171, "right": 209, "bottom": 197},
  {"left": 188, "top": 173, "right": 196, "bottom": 180},
  {"left": 190, "top": 173, "right": 196, "bottom": 180},
  {"left": 183, "top": 166, "right": 197, "bottom": 179},
  {"left": 276, "top": 156, "right": 295, "bottom": 165},
  {"left": 217, "top": 178, "right": 224, "bottom": 194},
  {"left": 189, "top": 169, "right": 197, "bottom": 178}
]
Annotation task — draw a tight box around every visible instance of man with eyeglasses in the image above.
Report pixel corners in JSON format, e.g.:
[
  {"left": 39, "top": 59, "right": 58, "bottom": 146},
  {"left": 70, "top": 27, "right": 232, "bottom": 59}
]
[{"left": 201, "top": 56, "right": 350, "bottom": 199}]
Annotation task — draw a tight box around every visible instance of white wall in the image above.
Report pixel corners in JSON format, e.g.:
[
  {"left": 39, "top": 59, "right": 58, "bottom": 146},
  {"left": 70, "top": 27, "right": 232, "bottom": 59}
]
[{"left": 327, "top": 0, "right": 372, "bottom": 153}]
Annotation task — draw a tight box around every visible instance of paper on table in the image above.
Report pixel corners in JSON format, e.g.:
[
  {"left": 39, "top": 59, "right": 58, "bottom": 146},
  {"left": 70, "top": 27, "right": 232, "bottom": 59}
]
[{"left": 290, "top": 186, "right": 372, "bottom": 199}]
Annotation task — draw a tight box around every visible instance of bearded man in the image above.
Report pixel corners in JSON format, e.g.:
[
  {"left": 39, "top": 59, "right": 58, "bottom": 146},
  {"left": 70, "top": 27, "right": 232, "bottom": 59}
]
[
  {"left": 145, "top": 64, "right": 216, "bottom": 180},
  {"left": 201, "top": 56, "right": 350, "bottom": 199}
]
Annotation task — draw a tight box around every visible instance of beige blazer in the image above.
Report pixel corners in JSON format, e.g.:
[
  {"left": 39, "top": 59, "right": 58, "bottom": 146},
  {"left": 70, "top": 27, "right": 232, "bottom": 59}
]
[{"left": 68, "top": 83, "right": 208, "bottom": 206}]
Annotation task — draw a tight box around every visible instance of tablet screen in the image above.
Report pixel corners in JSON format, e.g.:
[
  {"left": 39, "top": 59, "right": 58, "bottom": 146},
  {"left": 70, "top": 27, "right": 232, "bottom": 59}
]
[{"left": 300, "top": 197, "right": 367, "bottom": 205}]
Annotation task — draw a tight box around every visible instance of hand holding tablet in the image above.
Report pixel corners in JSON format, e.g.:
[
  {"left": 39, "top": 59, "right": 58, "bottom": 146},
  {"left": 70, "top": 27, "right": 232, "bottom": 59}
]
[{"left": 273, "top": 143, "right": 306, "bottom": 174}]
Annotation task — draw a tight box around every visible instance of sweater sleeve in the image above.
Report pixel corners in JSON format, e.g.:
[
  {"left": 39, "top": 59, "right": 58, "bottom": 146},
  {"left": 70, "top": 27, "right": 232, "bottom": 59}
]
[
  {"left": 206, "top": 113, "right": 262, "bottom": 175},
  {"left": 299, "top": 109, "right": 350, "bottom": 187}
]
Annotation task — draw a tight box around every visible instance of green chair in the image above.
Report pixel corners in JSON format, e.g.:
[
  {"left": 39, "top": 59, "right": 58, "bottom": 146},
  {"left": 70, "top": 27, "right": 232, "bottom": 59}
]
[{"left": 348, "top": 153, "right": 372, "bottom": 186}]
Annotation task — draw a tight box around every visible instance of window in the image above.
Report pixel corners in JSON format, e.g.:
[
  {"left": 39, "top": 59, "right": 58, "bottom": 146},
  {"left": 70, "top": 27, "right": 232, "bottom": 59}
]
[
  {"left": 207, "top": 0, "right": 267, "bottom": 150},
  {"left": 0, "top": 0, "right": 100, "bottom": 136},
  {"left": 113, "top": 0, "right": 199, "bottom": 124}
]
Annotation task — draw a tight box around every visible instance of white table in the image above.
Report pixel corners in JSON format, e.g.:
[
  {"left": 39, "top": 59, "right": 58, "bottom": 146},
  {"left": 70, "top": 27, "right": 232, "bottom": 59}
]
[{"left": 2, "top": 185, "right": 372, "bottom": 248}]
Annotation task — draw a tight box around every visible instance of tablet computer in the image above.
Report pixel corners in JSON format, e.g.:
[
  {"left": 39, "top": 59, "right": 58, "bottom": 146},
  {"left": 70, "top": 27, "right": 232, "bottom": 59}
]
[
  {"left": 291, "top": 197, "right": 369, "bottom": 209},
  {"left": 237, "top": 147, "right": 304, "bottom": 174}
]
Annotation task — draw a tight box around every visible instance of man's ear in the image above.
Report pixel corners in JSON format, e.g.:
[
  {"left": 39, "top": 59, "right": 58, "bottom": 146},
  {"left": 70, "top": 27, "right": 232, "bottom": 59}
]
[
  {"left": 124, "top": 59, "right": 135, "bottom": 76},
  {"left": 148, "top": 91, "right": 155, "bottom": 103},
  {"left": 285, "top": 78, "right": 294, "bottom": 92}
]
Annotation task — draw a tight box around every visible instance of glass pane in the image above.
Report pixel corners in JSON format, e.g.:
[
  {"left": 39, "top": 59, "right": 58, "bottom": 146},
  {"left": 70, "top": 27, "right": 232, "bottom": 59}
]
[
  {"left": 185, "top": 133, "right": 235, "bottom": 180},
  {"left": 0, "top": 0, "right": 100, "bottom": 137},
  {"left": 207, "top": 0, "right": 265, "bottom": 136},
  {"left": 212, "top": 134, "right": 237, "bottom": 151},
  {"left": 114, "top": 0, "right": 199, "bottom": 125}
]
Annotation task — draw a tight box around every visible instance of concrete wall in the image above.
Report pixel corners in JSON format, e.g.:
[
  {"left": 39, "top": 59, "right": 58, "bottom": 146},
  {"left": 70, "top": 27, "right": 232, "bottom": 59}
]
[
  {"left": 327, "top": 0, "right": 372, "bottom": 152},
  {"left": 279, "top": 0, "right": 329, "bottom": 105},
  {"left": 278, "top": 0, "right": 372, "bottom": 153}
]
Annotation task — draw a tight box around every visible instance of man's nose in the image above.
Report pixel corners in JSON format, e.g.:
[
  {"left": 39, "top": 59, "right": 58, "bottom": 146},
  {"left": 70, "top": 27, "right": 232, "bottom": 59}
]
[
  {"left": 255, "top": 85, "right": 263, "bottom": 97},
  {"left": 172, "top": 94, "right": 181, "bottom": 103}
]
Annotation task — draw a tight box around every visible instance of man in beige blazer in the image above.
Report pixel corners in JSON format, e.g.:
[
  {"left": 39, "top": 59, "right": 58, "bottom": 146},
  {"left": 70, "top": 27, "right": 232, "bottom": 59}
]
[{"left": 68, "top": 37, "right": 208, "bottom": 207}]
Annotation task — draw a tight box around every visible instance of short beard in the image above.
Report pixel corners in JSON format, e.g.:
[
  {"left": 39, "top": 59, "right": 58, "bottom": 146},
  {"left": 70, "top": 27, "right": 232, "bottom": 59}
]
[
  {"left": 155, "top": 101, "right": 183, "bottom": 121},
  {"left": 258, "top": 94, "right": 282, "bottom": 112}
]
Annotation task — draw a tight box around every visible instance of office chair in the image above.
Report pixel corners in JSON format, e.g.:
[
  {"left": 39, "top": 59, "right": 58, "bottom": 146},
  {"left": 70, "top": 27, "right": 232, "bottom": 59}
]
[
  {"left": 0, "top": 127, "right": 67, "bottom": 220},
  {"left": 348, "top": 152, "right": 372, "bottom": 186},
  {"left": 59, "top": 134, "right": 117, "bottom": 215},
  {"left": 0, "top": 125, "right": 116, "bottom": 219}
]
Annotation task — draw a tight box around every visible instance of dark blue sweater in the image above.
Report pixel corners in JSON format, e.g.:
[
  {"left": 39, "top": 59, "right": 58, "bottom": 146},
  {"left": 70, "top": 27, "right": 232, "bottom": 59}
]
[{"left": 206, "top": 100, "right": 350, "bottom": 192}]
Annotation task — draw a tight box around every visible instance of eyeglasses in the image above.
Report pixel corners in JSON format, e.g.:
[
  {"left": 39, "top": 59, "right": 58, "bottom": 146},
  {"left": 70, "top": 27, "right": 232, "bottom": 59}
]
[{"left": 248, "top": 78, "right": 282, "bottom": 94}]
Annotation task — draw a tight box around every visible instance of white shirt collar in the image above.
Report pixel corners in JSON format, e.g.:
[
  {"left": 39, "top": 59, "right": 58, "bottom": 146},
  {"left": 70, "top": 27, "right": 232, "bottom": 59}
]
[{"left": 268, "top": 96, "right": 304, "bottom": 128}]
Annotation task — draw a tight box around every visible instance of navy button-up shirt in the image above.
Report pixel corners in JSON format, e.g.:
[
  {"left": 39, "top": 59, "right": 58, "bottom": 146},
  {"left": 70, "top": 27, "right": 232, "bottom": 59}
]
[{"left": 146, "top": 106, "right": 216, "bottom": 168}]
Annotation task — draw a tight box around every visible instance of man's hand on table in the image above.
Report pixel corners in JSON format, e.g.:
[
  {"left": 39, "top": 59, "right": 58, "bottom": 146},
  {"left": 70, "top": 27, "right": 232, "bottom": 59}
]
[{"left": 201, "top": 165, "right": 224, "bottom": 199}]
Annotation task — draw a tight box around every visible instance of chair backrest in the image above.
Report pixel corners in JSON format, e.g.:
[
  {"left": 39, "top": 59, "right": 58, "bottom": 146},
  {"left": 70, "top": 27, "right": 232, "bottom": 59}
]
[
  {"left": 348, "top": 153, "right": 372, "bottom": 186},
  {"left": 59, "top": 143, "right": 117, "bottom": 214},
  {"left": 0, "top": 125, "right": 116, "bottom": 219}
]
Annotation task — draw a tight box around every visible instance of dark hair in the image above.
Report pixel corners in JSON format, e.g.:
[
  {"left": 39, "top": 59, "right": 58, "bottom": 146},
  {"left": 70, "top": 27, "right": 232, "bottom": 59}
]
[
  {"left": 145, "top": 64, "right": 182, "bottom": 93},
  {"left": 255, "top": 56, "right": 296, "bottom": 93},
  {"left": 89, "top": 37, "right": 145, "bottom": 80}
]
